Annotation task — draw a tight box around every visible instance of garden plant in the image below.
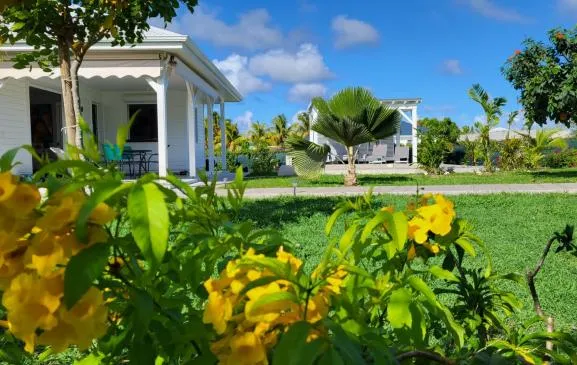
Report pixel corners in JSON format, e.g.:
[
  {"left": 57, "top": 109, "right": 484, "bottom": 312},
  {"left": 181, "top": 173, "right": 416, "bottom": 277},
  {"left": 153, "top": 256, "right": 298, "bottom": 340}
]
[{"left": 0, "top": 125, "right": 576, "bottom": 364}]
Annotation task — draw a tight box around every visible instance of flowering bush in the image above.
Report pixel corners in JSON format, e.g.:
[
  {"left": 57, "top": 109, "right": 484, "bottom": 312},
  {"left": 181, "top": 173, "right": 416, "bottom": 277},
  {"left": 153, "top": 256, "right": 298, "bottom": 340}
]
[{"left": 0, "top": 133, "right": 576, "bottom": 364}]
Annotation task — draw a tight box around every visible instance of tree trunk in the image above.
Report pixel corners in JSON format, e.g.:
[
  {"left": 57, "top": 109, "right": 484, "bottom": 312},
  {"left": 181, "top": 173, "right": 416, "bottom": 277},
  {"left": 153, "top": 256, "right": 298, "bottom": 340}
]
[
  {"left": 344, "top": 146, "right": 357, "bottom": 186},
  {"left": 57, "top": 39, "right": 78, "bottom": 148},
  {"left": 71, "top": 59, "right": 83, "bottom": 148}
]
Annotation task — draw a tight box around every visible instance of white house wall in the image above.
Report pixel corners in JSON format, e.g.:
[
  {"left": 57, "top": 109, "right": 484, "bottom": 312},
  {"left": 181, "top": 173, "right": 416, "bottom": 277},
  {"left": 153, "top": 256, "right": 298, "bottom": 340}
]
[
  {"left": 100, "top": 89, "right": 191, "bottom": 173},
  {"left": 0, "top": 79, "right": 32, "bottom": 175}
]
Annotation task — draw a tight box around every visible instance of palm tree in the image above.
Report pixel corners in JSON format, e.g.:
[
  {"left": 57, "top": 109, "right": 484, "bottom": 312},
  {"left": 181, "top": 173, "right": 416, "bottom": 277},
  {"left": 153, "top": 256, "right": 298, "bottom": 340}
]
[
  {"left": 516, "top": 128, "right": 568, "bottom": 168},
  {"left": 293, "top": 111, "right": 311, "bottom": 138},
  {"left": 269, "top": 114, "right": 291, "bottom": 149},
  {"left": 249, "top": 121, "right": 268, "bottom": 146},
  {"left": 288, "top": 87, "right": 401, "bottom": 186},
  {"left": 468, "top": 84, "right": 507, "bottom": 172},
  {"left": 505, "top": 111, "right": 519, "bottom": 140}
]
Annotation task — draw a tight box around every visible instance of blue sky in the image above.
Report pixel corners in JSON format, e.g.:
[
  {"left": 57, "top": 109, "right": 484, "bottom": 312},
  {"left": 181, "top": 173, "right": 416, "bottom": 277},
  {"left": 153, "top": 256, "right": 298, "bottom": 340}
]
[{"left": 161, "top": 0, "right": 577, "bottom": 131}]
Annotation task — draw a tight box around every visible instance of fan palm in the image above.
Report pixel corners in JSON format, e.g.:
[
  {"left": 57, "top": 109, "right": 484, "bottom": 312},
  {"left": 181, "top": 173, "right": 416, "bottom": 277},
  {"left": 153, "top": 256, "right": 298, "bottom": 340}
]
[
  {"left": 287, "top": 87, "right": 401, "bottom": 186},
  {"left": 468, "top": 84, "right": 507, "bottom": 172}
]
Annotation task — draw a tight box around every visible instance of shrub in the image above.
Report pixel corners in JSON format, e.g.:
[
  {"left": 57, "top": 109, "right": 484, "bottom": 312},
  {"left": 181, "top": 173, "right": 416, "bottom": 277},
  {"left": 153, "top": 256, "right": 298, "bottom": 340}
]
[
  {"left": 499, "top": 138, "right": 528, "bottom": 170},
  {"left": 417, "top": 118, "right": 460, "bottom": 174},
  {"left": 1, "top": 126, "right": 576, "bottom": 364},
  {"left": 249, "top": 146, "right": 280, "bottom": 176},
  {"left": 542, "top": 149, "right": 577, "bottom": 168}
]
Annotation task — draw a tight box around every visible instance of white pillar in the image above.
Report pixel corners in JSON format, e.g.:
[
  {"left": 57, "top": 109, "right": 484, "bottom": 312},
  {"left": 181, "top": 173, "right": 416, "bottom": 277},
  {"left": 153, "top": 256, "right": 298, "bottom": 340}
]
[
  {"left": 220, "top": 101, "right": 226, "bottom": 171},
  {"left": 207, "top": 102, "right": 215, "bottom": 174},
  {"left": 145, "top": 70, "right": 169, "bottom": 177},
  {"left": 411, "top": 106, "right": 418, "bottom": 164},
  {"left": 396, "top": 109, "right": 402, "bottom": 152},
  {"left": 185, "top": 82, "right": 197, "bottom": 177},
  {"left": 197, "top": 100, "right": 206, "bottom": 172}
]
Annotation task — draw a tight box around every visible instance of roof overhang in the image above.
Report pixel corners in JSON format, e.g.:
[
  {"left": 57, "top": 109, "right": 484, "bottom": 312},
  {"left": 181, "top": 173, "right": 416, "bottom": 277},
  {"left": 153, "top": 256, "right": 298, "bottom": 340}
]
[
  {"left": 381, "top": 98, "right": 422, "bottom": 107},
  {"left": 0, "top": 33, "right": 242, "bottom": 102}
]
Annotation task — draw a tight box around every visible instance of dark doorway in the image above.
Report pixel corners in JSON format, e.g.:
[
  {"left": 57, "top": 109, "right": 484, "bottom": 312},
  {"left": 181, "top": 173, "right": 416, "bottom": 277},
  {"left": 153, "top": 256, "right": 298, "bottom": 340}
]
[
  {"left": 92, "top": 104, "right": 99, "bottom": 143},
  {"left": 29, "top": 87, "right": 63, "bottom": 171}
]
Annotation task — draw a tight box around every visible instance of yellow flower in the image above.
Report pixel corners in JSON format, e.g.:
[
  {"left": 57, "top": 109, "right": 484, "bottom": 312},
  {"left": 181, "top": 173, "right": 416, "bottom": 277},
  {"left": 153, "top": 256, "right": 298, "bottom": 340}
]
[
  {"left": 1, "top": 183, "right": 40, "bottom": 217},
  {"left": 305, "top": 293, "right": 329, "bottom": 324},
  {"left": 423, "top": 242, "right": 441, "bottom": 254},
  {"left": 89, "top": 203, "right": 117, "bottom": 225},
  {"left": 0, "top": 172, "right": 17, "bottom": 203},
  {"left": 244, "top": 282, "right": 287, "bottom": 323},
  {"left": 408, "top": 217, "right": 432, "bottom": 244},
  {"left": 37, "top": 192, "right": 84, "bottom": 233},
  {"left": 2, "top": 272, "right": 63, "bottom": 352},
  {"left": 323, "top": 266, "right": 347, "bottom": 295},
  {"left": 38, "top": 287, "right": 108, "bottom": 352},
  {"left": 25, "top": 231, "right": 67, "bottom": 277},
  {"left": 276, "top": 246, "right": 302, "bottom": 273},
  {"left": 0, "top": 236, "right": 27, "bottom": 290},
  {"left": 203, "top": 291, "right": 233, "bottom": 335},
  {"left": 407, "top": 244, "right": 417, "bottom": 261},
  {"left": 227, "top": 332, "right": 268, "bottom": 365}
]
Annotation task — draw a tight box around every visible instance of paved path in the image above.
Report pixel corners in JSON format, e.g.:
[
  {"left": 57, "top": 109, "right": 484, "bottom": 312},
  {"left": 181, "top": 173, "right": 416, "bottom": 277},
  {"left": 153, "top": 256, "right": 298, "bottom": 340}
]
[{"left": 219, "top": 183, "right": 577, "bottom": 199}]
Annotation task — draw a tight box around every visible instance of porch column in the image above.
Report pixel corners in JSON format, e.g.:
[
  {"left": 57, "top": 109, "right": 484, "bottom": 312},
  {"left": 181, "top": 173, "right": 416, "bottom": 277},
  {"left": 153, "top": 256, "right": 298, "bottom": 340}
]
[
  {"left": 396, "top": 109, "right": 402, "bottom": 153},
  {"left": 145, "top": 70, "right": 169, "bottom": 177},
  {"left": 411, "top": 106, "right": 418, "bottom": 164},
  {"left": 220, "top": 100, "right": 226, "bottom": 171},
  {"left": 207, "top": 101, "right": 215, "bottom": 174},
  {"left": 197, "top": 99, "right": 206, "bottom": 172},
  {"left": 185, "top": 81, "right": 197, "bottom": 177}
]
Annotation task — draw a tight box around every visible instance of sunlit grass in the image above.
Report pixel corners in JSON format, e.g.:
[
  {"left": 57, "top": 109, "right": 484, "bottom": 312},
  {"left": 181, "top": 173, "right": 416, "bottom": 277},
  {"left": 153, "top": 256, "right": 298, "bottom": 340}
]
[
  {"left": 242, "top": 168, "right": 577, "bottom": 188},
  {"left": 238, "top": 193, "right": 577, "bottom": 329}
]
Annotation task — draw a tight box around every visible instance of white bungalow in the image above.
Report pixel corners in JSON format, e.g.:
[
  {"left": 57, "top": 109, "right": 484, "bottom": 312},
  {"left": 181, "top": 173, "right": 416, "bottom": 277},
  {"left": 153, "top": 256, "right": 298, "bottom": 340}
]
[{"left": 0, "top": 26, "right": 242, "bottom": 178}]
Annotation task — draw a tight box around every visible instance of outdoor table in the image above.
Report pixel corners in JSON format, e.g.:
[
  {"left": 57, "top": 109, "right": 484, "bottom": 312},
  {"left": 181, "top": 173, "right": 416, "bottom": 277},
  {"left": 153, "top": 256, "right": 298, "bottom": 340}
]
[{"left": 122, "top": 149, "right": 153, "bottom": 177}]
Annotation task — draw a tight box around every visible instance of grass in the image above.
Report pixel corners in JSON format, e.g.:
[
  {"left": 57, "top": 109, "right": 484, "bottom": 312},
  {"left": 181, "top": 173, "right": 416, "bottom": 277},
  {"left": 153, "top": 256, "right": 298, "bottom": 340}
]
[
  {"left": 238, "top": 193, "right": 577, "bottom": 329},
  {"left": 241, "top": 168, "right": 577, "bottom": 188}
]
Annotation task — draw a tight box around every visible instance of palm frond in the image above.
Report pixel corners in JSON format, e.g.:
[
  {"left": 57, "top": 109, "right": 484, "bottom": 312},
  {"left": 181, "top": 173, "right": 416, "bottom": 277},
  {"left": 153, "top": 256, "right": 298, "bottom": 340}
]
[{"left": 286, "top": 136, "right": 330, "bottom": 179}]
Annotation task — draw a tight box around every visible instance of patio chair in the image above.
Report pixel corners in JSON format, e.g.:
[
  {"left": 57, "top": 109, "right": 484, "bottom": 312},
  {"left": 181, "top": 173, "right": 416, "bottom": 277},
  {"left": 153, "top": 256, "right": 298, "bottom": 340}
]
[
  {"left": 394, "top": 147, "right": 410, "bottom": 164},
  {"left": 102, "top": 144, "right": 129, "bottom": 174},
  {"left": 367, "top": 144, "right": 387, "bottom": 164}
]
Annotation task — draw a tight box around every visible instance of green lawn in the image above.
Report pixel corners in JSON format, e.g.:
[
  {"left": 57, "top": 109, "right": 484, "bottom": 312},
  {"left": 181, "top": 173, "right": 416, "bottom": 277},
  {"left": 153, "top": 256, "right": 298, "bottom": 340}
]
[
  {"left": 241, "top": 168, "right": 577, "bottom": 188},
  {"left": 237, "top": 194, "right": 577, "bottom": 329}
]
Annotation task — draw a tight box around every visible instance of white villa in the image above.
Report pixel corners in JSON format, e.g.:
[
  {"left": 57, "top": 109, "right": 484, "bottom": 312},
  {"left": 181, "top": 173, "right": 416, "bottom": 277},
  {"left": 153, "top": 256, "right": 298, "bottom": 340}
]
[
  {"left": 309, "top": 98, "right": 421, "bottom": 164},
  {"left": 0, "top": 26, "right": 242, "bottom": 177}
]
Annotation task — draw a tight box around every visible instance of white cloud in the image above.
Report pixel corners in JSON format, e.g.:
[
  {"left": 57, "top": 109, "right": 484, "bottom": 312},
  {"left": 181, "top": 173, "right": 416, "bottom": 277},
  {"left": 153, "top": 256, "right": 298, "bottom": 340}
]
[
  {"left": 249, "top": 44, "right": 333, "bottom": 83},
  {"left": 441, "top": 59, "right": 463, "bottom": 75},
  {"left": 288, "top": 83, "right": 327, "bottom": 103},
  {"left": 331, "top": 15, "right": 380, "bottom": 49},
  {"left": 460, "top": 0, "right": 530, "bottom": 23},
  {"left": 159, "top": 6, "right": 283, "bottom": 50},
  {"left": 234, "top": 111, "right": 254, "bottom": 133},
  {"left": 213, "top": 54, "right": 271, "bottom": 96}
]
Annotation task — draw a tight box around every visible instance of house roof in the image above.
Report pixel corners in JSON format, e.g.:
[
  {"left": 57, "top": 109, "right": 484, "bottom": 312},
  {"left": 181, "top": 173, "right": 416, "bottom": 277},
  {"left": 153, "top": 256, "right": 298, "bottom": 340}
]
[{"left": 0, "top": 26, "right": 242, "bottom": 102}]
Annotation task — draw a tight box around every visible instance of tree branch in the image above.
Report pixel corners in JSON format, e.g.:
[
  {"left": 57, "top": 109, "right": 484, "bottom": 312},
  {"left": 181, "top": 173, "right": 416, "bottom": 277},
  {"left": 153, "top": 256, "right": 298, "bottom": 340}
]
[{"left": 396, "top": 350, "right": 456, "bottom": 365}]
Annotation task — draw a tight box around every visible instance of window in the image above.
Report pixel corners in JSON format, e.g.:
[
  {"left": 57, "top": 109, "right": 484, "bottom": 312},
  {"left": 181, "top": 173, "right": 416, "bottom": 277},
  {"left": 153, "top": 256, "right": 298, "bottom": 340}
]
[{"left": 128, "top": 104, "right": 157, "bottom": 142}]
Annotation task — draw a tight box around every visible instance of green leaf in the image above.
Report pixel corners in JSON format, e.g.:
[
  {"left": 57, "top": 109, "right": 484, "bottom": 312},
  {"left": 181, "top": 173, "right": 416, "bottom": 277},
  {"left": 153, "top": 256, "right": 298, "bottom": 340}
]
[
  {"left": 64, "top": 243, "right": 110, "bottom": 309},
  {"left": 429, "top": 265, "right": 459, "bottom": 282},
  {"left": 247, "top": 291, "right": 300, "bottom": 317},
  {"left": 388, "top": 212, "right": 409, "bottom": 250},
  {"left": 76, "top": 181, "right": 130, "bottom": 242},
  {"left": 239, "top": 275, "right": 283, "bottom": 297},
  {"left": 132, "top": 289, "right": 154, "bottom": 340},
  {"left": 273, "top": 322, "right": 322, "bottom": 365},
  {"left": 387, "top": 288, "right": 412, "bottom": 328},
  {"left": 117, "top": 113, "right": 138, "bottom": 152},
  {"left": 455, "top": 237, "right": 476, "bottom": 256},
  {"left": 339, "top": 224, "right": 358, "bottom": 255},
  {"left": 318, "top": 348, "right": 344, "bottom": 365},
  {"left": 329, "top": 323, "right": 366, "bottom": 364},
  {"left": 128, "top": 183, "right": 169, "bottom": 267},
  {"left": 73, "top": 353, "right": 105, "bottom": 365},
  {"left": 11, "top": 22, "right": 26, "bottom": 31},
  {"left": 0, "top": 146, "right": 21, "bottom": 172},
  {"left": 33, "top": 159, "right": 104, "bottom": 180},
  {"left": 325, "top": 206, "right": 350, "bottom": 236},
  {"left": 361, "top": 211, "right": 387, "bottom": 242}
]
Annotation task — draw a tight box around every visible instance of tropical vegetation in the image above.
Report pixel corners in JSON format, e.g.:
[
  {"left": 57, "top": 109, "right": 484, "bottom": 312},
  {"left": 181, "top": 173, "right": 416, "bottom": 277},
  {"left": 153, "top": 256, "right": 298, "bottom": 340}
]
[
  {"left": 417, "top": 117, "right": 460, "bottom": 174},
  {"left": 1, "top": 137, "right": 576, "bottom": 363},
  {"left": 288, "top": 87, "right": 401, "bottom": 186}
]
